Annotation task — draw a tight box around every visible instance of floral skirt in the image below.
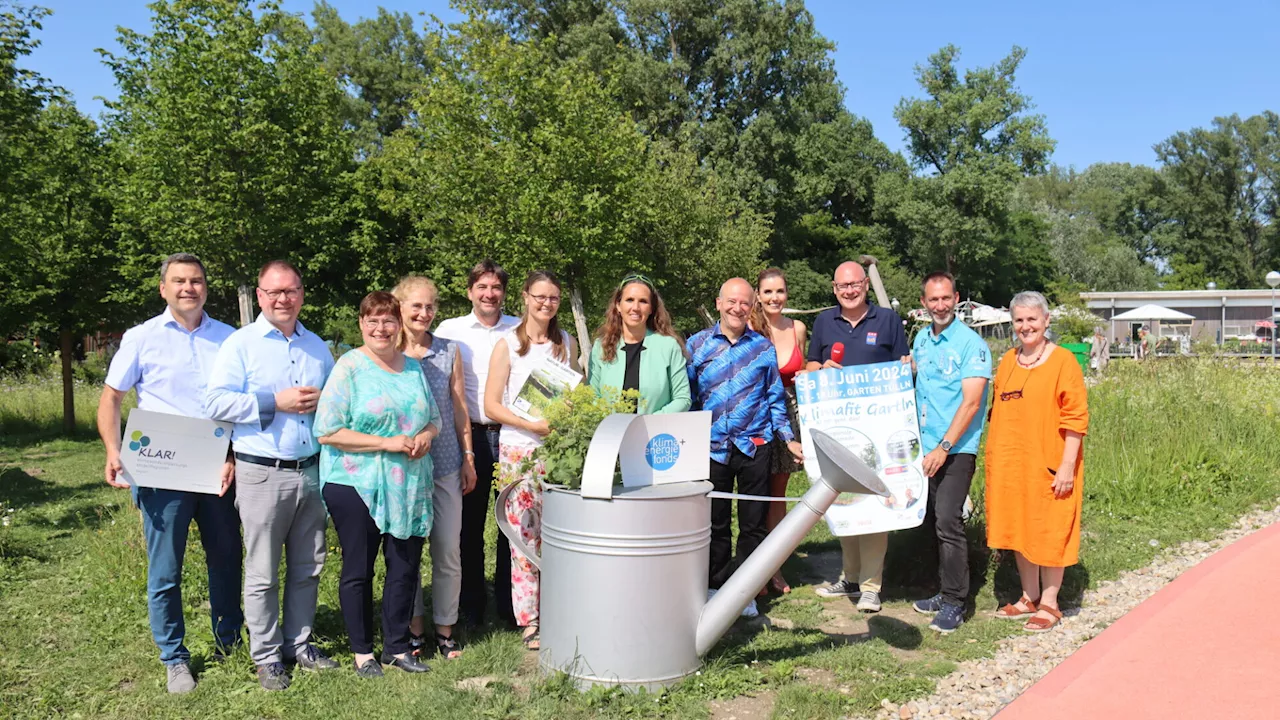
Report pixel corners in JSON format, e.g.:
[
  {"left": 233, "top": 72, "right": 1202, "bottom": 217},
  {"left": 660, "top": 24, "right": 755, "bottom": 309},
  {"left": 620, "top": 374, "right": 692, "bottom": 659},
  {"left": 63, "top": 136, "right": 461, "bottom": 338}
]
[{"left": 497, "top": 444, "right": 545, "bottom": 627}]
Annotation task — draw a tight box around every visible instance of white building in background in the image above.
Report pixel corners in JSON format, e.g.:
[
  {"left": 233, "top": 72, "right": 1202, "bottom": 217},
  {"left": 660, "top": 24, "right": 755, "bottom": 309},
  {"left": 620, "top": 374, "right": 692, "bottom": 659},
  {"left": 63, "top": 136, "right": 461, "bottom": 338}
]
[{"left": 1081, "top": 289, "right": 1279, "bottom": 343}]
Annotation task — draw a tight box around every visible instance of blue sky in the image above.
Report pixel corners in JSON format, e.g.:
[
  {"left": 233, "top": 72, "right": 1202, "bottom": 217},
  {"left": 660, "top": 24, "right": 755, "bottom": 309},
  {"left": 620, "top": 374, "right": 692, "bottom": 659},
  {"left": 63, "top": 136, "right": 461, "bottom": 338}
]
[{"left": 23, "top": 0, "right": 1280, "bottom": 170}]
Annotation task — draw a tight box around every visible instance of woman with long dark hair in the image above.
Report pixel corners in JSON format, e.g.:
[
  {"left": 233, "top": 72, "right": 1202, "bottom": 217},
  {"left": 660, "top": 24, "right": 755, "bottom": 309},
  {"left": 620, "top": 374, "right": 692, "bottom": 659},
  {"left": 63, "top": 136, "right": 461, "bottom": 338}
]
[
  {"left": 748, "top": 267, "right": 807, "bottom": 595},
  {"left": 588, "top": 273, "right": 690, "bottom": 414},
  {"left": 483, "top": 270, "right": 578, "bottom": 651}
]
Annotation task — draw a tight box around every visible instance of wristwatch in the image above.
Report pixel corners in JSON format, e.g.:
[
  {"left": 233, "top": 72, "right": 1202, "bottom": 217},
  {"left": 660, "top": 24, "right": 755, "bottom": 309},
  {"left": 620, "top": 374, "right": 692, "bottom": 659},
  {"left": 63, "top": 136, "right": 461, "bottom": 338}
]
[{"left": 940, "top": 440, "right": 953, "bottom": 453}]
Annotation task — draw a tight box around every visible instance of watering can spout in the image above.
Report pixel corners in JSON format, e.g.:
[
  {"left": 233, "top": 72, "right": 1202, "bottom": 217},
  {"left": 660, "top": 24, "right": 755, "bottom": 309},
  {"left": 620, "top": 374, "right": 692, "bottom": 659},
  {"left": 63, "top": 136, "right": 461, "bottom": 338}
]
[{"left": 695, "top": 429, "right": 888, "bottom": 656}]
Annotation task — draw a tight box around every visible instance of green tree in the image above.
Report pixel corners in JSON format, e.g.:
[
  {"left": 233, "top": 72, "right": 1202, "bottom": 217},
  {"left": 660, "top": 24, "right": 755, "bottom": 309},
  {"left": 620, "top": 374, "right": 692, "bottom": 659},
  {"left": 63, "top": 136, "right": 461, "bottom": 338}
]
[
  {"left": 884, "top": 45, "right": 1057, "bottom": 302},
  {"left": 103, "top": 0, "right": 356, "bottom": 330},
  {"left": 5, "top": 100, "right": 118, "bottom": 432},
  {"left": 310, "top": 1, "right": 434, "bottom": 153},
  {"left": 373, "top": 15, "right": 768, "bottom": 348},
  {"left": 1155, "top": 112, "right": 1279, "bottom": 288},
  {"left": 0, "top": 1, "right": 53, "bottom": 334},
  {"left": 470, "top": 0, "right": 882, "bottom": 264}
]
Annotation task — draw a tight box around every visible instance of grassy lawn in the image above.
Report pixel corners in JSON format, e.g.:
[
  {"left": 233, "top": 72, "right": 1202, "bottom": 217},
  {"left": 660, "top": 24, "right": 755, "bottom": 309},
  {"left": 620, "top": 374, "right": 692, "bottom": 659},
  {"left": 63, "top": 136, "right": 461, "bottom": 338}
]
[{"left": 2, "top": 358, "right": 1279, "bottom": 719}]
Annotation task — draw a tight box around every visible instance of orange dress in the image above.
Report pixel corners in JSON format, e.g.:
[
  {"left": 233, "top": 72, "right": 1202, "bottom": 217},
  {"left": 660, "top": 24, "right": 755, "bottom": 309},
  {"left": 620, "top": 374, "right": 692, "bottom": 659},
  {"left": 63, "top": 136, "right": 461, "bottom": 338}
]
[{"left": 984, "top": 346, "right": 1089, "bottom": 567}]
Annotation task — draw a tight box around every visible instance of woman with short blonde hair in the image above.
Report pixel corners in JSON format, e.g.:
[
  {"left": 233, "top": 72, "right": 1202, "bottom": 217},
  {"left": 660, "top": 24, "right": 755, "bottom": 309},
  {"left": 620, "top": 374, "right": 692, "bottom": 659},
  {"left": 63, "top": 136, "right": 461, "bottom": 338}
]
[{"left": 984, "top": 291, "right": 1089, "bottom": 633}]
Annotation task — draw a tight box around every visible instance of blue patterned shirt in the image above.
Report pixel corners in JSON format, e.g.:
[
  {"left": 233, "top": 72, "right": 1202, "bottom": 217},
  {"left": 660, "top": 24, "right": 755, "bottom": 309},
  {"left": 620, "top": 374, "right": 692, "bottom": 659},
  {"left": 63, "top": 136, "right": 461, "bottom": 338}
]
[{"left": 686, "top": 323, "right": 794, "bottom": 463}]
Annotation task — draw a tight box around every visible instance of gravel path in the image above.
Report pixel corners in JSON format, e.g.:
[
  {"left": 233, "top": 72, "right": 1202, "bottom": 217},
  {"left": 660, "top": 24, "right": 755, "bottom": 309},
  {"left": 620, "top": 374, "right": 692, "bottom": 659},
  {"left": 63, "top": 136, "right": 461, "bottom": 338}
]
[{"left": 866, "top": 499, "right": 1280, "bottom": 720}]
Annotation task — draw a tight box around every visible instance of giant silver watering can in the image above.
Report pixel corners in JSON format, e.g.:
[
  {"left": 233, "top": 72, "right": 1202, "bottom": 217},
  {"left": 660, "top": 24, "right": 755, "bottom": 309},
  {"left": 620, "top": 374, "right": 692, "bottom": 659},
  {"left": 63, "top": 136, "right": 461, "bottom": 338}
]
[{"left": 495, "top": 413, "right": 888, "bottom": 690}]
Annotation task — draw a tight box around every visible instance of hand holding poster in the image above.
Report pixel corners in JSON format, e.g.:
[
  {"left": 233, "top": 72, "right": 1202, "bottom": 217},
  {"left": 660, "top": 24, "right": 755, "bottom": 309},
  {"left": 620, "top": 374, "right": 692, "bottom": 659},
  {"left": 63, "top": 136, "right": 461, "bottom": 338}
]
[
  {"left": 794, "top": 360, "right": 926, "bottom": 536},
  {"left": 511, "top": 354, "right": 583, "bottom": 422}
]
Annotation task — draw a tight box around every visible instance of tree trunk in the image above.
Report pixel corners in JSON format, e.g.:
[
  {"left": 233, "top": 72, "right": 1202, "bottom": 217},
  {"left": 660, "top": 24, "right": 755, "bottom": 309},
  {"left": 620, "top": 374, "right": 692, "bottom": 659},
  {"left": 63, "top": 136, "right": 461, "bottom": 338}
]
[
  {"left": 568, "top": 286, "right": 592, "bottom": 375},
  {"left": 238, "top": 285, "right": 254, "bottom": 327},
  {"left": 697, "top": 305, "right": 716, "bottom": 329},
  {"left": 60, "top": 328, "right": 75, "bottom": 435}
]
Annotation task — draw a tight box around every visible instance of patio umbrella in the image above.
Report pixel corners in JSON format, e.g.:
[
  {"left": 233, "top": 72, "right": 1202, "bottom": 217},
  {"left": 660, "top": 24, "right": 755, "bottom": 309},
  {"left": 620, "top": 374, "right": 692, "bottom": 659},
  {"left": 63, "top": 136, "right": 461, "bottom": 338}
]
[{"left": 1110, "top": 304, "right": 1196, "bottom": 322}]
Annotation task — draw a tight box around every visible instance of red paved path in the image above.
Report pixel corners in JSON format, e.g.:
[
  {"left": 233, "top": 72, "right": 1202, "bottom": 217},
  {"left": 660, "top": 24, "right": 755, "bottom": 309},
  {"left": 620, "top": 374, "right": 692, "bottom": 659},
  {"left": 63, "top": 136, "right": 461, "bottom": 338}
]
[{"left": 998, "top": 521, "right": 1280, "bottom": 719}]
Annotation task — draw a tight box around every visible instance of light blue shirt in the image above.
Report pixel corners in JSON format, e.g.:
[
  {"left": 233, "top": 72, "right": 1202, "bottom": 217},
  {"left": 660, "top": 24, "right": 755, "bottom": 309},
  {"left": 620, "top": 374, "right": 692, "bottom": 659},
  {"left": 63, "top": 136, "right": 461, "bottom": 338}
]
[
  {"left": 912, "top": 319, "right": 991, "bottom": 456},
  {"left": 205, "top": 313, "right": 335, "bottom": 460},
  {"left": 104, "top": 308, "right": 235, "bottom": 417}
]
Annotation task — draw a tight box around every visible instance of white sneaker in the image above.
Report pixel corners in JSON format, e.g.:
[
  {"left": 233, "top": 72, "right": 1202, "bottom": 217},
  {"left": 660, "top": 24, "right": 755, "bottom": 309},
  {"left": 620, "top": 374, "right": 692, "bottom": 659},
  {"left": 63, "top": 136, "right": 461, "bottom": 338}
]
[{"left": 857, "top": 590, "right": 882, "bottom": 613}]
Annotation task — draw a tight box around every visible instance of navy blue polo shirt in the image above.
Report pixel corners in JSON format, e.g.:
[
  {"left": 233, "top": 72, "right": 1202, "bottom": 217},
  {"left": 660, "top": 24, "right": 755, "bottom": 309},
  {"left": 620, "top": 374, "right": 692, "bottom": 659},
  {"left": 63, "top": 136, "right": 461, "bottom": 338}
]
[{"left": 806, "top": 304, "right": 909, "bottom": 366}]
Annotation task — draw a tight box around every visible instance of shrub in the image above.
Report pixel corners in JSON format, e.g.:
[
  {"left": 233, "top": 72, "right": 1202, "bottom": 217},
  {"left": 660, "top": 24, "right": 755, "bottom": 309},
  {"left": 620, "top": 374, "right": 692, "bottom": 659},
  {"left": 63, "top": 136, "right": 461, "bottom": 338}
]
[
  {"left": 0, "top": 340, "right": 55, "bottom": 377},
  {"left": 530, "top": 384, "right": 639, "bottom": 489}
]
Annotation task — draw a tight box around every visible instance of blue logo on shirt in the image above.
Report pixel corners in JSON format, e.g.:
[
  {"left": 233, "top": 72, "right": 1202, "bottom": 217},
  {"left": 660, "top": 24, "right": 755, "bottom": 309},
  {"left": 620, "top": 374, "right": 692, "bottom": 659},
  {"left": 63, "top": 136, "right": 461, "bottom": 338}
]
[
  {"left": 645, "top": 433, "right": 681, "bottom": 471},
  {"left": 866, "top": 332, "right": 878, "bottom": 345},
  {"left": 214, "top": 427, "right": 225, "bottom": 438}
]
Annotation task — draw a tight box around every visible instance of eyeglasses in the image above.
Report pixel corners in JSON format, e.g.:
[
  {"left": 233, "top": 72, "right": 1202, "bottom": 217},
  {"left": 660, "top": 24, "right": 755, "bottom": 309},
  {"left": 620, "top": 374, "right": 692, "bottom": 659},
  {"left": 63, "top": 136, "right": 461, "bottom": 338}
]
[
  {"left": 259, "top": 287, "right": 302, "bottom": 300},
  {"left": 999, "top": 390, "right": 1023, "bottom": 401},
  {"left": 527, "top": 294, "right": 561, "bottom": 306},
  {"left": 361, "top": 318, "right": 399, "bottom": 329},
  {"left": 833, "top": 280, "right": 868, "bottom": 292}
]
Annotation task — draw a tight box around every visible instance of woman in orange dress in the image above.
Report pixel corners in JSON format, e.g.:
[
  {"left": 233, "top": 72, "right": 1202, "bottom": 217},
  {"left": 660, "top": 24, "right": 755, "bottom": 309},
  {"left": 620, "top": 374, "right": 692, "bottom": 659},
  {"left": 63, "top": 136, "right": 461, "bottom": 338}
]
[{"left": 985, "top": 291, "right": 1088, "bottom": 633}]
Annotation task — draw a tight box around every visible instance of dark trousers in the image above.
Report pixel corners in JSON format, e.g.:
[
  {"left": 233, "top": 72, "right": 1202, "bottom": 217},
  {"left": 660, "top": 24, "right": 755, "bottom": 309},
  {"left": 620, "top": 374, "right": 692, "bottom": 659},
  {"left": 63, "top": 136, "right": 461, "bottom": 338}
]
[
  {"left": 708, "top": 444, "right": 773, "bottom": 589},
  {"left": 925, "top": 453, "right": 977, "bottom": 607},
  {"left": 323, "top": 483, "right": 424, "bottom": 656},
  {"left": 459, "top": 425, "right": 513, "bottom": 625}
]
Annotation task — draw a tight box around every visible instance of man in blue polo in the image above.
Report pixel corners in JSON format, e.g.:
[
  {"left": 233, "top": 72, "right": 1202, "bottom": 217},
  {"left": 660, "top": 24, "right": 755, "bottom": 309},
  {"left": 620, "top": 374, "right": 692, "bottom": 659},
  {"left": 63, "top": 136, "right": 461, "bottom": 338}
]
[
  {"left": 909, "top": 271, "right": 990, "bottom": 633},
  {"left": 97, "top": 253, "right": 241, "bottom": 694},
  {"left": 809, "top": 261, "right": 909, "bottom": 613}
]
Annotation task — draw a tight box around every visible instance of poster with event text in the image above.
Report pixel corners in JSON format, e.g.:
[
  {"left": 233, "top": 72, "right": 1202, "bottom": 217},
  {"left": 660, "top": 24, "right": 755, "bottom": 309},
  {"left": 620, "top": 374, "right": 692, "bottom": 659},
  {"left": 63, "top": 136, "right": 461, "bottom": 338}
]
[{"left": 795, "top": 361, "right": 927, "bottom": 536}]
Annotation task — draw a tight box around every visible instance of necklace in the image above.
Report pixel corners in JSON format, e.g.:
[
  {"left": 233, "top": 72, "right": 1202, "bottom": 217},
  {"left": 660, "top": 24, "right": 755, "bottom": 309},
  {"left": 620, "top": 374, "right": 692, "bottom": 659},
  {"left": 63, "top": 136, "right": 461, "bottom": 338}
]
[{"left": 1016, "top": 342, "right": 1047, "bottom": 368}]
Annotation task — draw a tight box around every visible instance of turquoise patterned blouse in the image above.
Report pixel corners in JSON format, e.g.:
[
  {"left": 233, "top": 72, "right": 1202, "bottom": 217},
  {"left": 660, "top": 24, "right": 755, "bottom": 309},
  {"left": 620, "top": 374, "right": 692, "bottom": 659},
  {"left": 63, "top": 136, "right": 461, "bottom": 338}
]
[{"left": 315, "top": 349, "right": 442, "bottom": 539}]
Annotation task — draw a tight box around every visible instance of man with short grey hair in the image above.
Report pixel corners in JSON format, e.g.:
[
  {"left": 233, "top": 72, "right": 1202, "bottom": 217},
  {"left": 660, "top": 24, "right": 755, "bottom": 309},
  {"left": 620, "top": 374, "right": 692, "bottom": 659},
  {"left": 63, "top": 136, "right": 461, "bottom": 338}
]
[
  {"left": 97, "top": 252, "right": 241, "bottom": 694},
  {"left": 206, "top": 259, "right": 338, "bottom": 690}
]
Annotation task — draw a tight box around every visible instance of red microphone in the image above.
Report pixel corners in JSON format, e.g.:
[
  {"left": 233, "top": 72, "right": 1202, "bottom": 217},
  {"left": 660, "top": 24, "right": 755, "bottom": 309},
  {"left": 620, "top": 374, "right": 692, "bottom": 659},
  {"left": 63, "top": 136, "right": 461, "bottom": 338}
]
[{"left": 831, "top": 342, "right": 845, "bottom": 364}]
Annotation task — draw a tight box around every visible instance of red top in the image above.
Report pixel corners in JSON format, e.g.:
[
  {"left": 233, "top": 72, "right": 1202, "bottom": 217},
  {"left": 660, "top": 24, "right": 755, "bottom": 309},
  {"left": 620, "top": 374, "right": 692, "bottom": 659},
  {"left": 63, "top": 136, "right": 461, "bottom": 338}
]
[{"left": 779, "top": 326, "right": 804, "bottom": 387}]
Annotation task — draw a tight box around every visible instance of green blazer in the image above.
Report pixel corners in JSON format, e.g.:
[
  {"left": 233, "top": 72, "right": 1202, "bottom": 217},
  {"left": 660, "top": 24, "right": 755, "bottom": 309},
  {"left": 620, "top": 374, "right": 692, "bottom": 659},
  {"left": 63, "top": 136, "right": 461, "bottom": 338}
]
[{"left": 588, "top": 331, "right": 691, "bottom": 414}]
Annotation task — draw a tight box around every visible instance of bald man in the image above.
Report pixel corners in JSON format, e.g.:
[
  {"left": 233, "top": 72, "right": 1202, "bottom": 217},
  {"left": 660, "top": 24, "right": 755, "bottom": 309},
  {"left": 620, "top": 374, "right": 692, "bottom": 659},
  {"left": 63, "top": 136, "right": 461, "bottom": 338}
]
[
  {"left": 807, "top": 261, "right": 909, "bottom": 613},
  {"left": 687, "top": 279, "right": 803, "bottom": 618}
]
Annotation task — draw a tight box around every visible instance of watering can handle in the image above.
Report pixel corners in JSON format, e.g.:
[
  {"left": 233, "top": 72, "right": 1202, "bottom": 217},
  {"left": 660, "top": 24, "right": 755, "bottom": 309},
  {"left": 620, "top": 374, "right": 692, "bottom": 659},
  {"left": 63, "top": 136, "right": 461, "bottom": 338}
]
[{"left": 494, "top": 481, "right": 540, "bottom": 570}]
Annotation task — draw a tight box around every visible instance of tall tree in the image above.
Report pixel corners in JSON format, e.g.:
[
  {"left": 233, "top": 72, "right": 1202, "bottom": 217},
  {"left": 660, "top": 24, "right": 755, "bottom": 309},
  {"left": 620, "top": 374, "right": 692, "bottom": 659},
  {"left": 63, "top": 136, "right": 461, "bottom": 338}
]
[
  {"left": 103, "top": 0, "right": 356, "bottom": 330},
  {"left": 885, "top": 45, "right": 1057, "bottom": 303},
  {"left": 1155, "top": 112, "right": 1279, "bottom": 287},
  {"left": 5, "top": 100, "right": 118, "bottom": 432},
  {"left": 373, "top": 15, "right": 769, "bottom": 349},
  {"left": 469, "top": 0, "right": 884, "bottom": 265},
  {"left": 310, "top": 1, "right": 434, "bottom": 153},
  {"left": 0, "top": 1, "right": 53, "bottom": 334}
]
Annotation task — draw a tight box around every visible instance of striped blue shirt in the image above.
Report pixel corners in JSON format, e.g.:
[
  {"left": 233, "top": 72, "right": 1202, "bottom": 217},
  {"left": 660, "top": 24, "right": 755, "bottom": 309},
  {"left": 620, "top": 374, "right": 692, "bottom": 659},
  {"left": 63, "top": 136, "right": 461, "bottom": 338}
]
[{"left": 686, "top": 323, "right": 794, "bottom": 463}]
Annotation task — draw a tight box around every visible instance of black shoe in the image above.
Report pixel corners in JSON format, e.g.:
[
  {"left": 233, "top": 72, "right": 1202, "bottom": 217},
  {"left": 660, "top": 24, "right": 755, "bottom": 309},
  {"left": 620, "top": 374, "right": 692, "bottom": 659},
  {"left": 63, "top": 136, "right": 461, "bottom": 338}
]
[
  {"left": 380, "top": 651, "right": 430, "bottom": 673},
  {"left": 290, "top": 644, "right": 340, "bottom": 671},
  {"left": 256, "top": 662, "right": 290, "bottom": 691},
  {"left": 354, "top": 658, "right": 384, "bottom": 679}
]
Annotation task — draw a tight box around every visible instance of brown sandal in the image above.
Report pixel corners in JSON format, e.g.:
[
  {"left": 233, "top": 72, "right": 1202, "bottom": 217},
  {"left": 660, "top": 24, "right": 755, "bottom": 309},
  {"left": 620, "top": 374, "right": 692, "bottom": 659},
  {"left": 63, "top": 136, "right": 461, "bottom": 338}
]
[
  {"left": 1023, "top": 605, "right": 1063, "bottom": 632},
  {"left": 994, "top": 594, "right": 1040, "bottom": 619}
]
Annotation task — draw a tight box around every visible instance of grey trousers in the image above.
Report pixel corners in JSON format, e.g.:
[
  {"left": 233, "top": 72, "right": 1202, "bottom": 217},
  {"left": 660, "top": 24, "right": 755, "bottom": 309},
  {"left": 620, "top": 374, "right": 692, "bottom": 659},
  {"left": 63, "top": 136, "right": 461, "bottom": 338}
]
[
  {"left": 234, "top": 461, "right": 328, "bottom": 665},
  {"left": 413, "top": 470, "right": 463, "bottom": 626}
]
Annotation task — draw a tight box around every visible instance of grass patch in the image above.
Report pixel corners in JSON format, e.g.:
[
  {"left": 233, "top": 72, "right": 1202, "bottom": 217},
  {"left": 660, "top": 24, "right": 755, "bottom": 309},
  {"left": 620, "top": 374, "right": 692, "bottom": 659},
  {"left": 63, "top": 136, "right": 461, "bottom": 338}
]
[{"left": 2, "top": 358, "right": 1279, "bottom": 718}]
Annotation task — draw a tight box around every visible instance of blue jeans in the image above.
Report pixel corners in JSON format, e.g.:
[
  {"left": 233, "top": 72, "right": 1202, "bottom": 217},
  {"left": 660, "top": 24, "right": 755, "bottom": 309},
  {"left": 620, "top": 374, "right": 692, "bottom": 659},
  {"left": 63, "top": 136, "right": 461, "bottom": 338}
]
[{"left": 136, "top": 486, "right": 244, "bottom": 665}]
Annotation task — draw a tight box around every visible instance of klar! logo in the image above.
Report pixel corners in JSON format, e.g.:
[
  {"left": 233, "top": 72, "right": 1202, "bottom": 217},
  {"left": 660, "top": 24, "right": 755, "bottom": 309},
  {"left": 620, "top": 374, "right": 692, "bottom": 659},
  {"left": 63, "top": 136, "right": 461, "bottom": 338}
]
[{"left": 129, "top": 430, "right": 151, "bottom": 452}]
